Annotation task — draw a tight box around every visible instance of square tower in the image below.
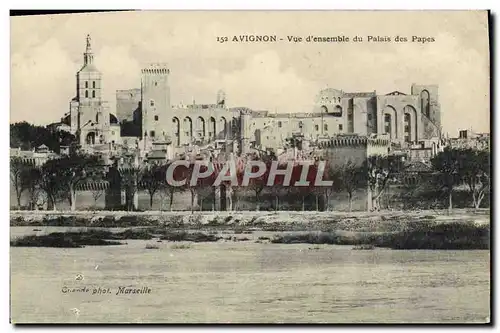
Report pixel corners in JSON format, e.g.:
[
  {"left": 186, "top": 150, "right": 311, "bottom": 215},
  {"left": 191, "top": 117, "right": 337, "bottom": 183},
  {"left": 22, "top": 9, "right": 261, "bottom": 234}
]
[
  {"left": 141, "top": 64, "right": 171, "bottom": 144},
  {"left": 411, "top": 84, "right": 441, "bottom": 138}
]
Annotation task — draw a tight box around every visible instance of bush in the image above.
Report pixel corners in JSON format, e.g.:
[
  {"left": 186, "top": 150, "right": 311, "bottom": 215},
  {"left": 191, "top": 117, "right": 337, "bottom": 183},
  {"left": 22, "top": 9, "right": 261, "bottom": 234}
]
[
  {"left": 269, "top": 222, "right": 490, "bottom": 250},
  {"left": 161, "top": 231, "right": 221, "bottom": 242},
  {"left": 11, "top": 230, "right": 123, "bottom": 248}
]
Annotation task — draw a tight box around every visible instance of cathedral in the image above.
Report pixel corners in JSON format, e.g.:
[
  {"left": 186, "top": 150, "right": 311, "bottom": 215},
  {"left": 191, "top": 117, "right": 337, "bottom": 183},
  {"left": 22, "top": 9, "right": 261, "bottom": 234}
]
[{"left": 60, "top": 36, "right": 442, "bottom": 158}]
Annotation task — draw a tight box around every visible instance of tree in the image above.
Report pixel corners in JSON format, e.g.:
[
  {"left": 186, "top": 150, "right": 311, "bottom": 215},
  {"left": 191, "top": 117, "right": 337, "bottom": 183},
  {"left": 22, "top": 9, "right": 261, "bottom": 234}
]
[
  {"left": 247, "top": 165, "right": 267, "bottom": 211},
  {"left": 39, "top": 163, "right": 64, "bottom": 211},
  {"left": 157, "top": 180, "right": 176, "bottom": 211},
  {"left": 331, "top": 160, "right": 366, "bottom": 212},
  {"left": 269, "top": 182, "right": 284, "bottom": 212},
  {"left": 430, "top": 147, "right": 463, "bottom": 212},
  {"left": 90, "top": 183, "right": 105, "bottom": 210},
  {"left": 23, "top": 166, "right": 42, "bottom": 210},
  {"left": 366, "top": 155, "right": 402, "bottom": 211},
  {"left": 459, "top": 149, "right": 490, "bottom": 209},
  {"left": 10, "top": 121, "right": 76, "bottom": 153},
  {"left": 10, "top": 157, "right": 29, "bottom": 209},
  {"left": 41, "top": 153, "right": 101, "bottom": 211},
  {"left": 140, "top": 162, "right": 167, "bottom": 209},
  {"left": 120, "top": 166, "right": 143, "bottom": 212}
]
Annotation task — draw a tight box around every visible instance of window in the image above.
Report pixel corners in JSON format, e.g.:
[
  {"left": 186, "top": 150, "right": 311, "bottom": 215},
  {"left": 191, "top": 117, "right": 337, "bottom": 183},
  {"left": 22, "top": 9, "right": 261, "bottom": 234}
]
[
  {"left": 92, "top": 90, "right": 95, "bottom": 98},
  {"left": 92, "top": 81, "right": 96, "bottom": 89},
  {"left": 299, "top": 121, "right": 303, "bottom": 129},
  {"left": 85, "top": 90, "right": 88, "bottom": 98},
  {"left": 278, "top": 121, "right": 282, "bottom": 128},
  {"left": 315, "top": 124, "right": 319, "bottom": 131},
  {"left": 150, "top": 100, "right": 155, "bottom": 107},
  {"left": 154, "top": 115, "right": 159, "bottom": 121},
  {"left": 338, "top": 124, "right": 343, "bottom": 131},
  {"left": 85, "top": 81, "right": 88, "bottom": 88},
  {"left": 150, "top": 130, "right": 155, "bottom": 137},
  {"left": 155, "top": 81, "right": 158, "bottom": 86},
  {"left": 324, "top": 124, "right": 328, "bottom": 131},
  {"left": 368, "top": 114, "right": 372, "bottom": 121}
]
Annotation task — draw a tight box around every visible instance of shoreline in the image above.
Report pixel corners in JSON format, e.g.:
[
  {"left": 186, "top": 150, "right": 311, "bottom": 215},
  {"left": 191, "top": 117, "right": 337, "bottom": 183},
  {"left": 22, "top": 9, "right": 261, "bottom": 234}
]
[
  {"left": 10, "top": 209, "right": 490, "bottom": 230},
  {"left": 10, "top": 209, "right": 490, "bottom": 250}
]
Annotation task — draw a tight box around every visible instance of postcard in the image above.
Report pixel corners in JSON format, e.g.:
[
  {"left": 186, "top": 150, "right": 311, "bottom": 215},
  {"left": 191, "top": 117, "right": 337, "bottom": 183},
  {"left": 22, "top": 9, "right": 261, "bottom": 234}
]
[{"left": 10, "top": 10, "right": 490, "bottom": 324}]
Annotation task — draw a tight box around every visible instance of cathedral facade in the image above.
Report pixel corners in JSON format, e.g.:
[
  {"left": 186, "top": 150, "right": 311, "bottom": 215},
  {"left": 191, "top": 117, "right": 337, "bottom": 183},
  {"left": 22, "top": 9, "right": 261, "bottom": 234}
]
[{"left": 65, "top": 36, "right": 442, "bottom": 156}]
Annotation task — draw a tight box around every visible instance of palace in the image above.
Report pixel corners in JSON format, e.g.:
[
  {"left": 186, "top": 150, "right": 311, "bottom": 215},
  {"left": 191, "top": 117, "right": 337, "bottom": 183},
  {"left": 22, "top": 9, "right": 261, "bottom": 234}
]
[{"left": 54, "top": 35, "right": 442, "bottom": 162}]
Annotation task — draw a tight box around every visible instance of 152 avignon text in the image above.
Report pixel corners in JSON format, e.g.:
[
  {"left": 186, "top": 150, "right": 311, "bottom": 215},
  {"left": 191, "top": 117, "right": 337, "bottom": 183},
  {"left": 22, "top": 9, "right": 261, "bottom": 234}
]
[{"left": 216, "top": 35, "right": 435, "bottom": 44}]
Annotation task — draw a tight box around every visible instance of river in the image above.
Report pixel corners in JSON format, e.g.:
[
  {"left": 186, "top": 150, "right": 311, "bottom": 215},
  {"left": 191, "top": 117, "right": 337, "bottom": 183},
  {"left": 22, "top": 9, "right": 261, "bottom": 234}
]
[{"left": 10, "top": 227, "right": 490, "bottom": 323}]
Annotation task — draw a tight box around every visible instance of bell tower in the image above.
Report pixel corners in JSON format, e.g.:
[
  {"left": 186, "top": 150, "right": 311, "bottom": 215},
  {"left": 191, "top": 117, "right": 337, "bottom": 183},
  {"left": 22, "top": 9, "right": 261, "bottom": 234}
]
[
  {"left": 70, "top": 34, "right": 110, "bottom": 147},
  {"left": 77, "top": 34, "right": 102, "bottom": 102}
]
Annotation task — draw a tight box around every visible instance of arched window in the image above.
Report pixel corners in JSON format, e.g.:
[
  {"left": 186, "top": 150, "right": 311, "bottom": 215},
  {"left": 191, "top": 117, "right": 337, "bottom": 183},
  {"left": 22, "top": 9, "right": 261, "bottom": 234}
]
[
  {"left": 421, "top": 90, "right": 430, "bottom": 118},
  {"left": 85, "top": 81, "right": 88, "bottom": 88},
  {"left": 92, "top": 90, "right": 95, "bottom": 98},
  {"left": 172, "top": 117, "right": 180, "bottom": 146},
  {"left": 332, "top": 105, "right": 342, "bottom": 117},
  {"left": 150, "top": 100, "right": 155, "bottom": 107},
  {"left": 92, "top": 81, "right": 96, "bottom": 89},
  {"left": 85, "top": 90, "right": 88, "bottom": 98},
  {"left": 278, "top": 121, "right": 282, "bottom": 128},
  {"left": 96, "top": 113, "right": 99, "bottom": 123}
]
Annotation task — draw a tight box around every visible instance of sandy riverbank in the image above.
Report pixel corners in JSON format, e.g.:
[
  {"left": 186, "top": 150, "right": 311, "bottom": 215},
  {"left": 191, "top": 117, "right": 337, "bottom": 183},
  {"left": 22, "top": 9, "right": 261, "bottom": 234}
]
[{"left": 10, "top": 209, "right": 489, "bottom": 232}]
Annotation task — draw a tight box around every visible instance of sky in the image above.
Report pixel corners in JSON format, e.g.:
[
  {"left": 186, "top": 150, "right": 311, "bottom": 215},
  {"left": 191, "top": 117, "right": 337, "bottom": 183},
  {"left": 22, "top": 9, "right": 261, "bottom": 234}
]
[{"left": 10, "top": 11, "right": 490, "bottom": 136}]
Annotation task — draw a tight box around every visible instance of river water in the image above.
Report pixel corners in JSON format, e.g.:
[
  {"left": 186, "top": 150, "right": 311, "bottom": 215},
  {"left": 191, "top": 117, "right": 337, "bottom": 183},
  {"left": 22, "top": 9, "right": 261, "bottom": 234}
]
[{"left": 10, "top": 227, "right": 490, "bottom": 323}]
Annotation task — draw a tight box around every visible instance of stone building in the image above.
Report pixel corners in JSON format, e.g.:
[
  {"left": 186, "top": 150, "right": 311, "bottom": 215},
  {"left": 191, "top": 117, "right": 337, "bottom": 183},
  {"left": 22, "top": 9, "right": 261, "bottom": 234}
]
[
  {"left": 60, "top": 36, "right": 442, "bottom": 160},
  {"left": 247, "top": 86, "right": 441, "bottom": 152},
  {"left": 67, "top": 35, "right": 120, "bottom": 149},
  {"left": 448, "top": 130, "right": 490, "bottom": 151}
]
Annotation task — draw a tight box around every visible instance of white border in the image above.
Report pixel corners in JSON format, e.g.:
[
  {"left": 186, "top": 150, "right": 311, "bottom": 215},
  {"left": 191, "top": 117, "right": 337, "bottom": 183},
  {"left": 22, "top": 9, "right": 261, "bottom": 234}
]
[{"left": 2, "top": 1, "right": 497, "bottom": 332}]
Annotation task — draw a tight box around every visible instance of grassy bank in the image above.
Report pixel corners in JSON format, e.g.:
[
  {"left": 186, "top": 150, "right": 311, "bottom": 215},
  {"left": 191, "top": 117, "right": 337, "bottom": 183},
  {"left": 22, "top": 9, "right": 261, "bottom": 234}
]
[
  {"left": 10, "top": 228, "right": 225, "bottom": 248},
  {"left": 270, "top": 222, "right": 490, "bottom": 250}
]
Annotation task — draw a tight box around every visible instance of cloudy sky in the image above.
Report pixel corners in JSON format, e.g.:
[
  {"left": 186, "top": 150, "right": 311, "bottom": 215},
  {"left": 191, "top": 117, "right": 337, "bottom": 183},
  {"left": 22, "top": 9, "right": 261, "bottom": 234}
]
[{"left": 11, "top": 11, "right": 490, "bottom": 135}]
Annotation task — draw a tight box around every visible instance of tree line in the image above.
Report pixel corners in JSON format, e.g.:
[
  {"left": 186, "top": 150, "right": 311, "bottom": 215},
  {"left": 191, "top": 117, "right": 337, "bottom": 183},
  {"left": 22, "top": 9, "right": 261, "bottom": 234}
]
[
  {"left": 10, "top": 122, "right": 76, "bottom": 154},
  {"left": 10, "top": 147, "right": 490, "bottom": 212}
]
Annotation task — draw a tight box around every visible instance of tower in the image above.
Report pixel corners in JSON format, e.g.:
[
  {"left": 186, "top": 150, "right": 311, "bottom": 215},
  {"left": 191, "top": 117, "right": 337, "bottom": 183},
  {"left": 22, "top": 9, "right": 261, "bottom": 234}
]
[
  {"left": 217, "top": 90, "right": 226, "bottom": 107},
  {"left": 411, "top": 84, "right": 441, "bottom": 139},
  {"left": 70, "top": 34, "right": 110, "bottom": 147},
  {"left": 240, "top": 109, "right": 252, "bottom": 155},
  {"left": 141, "top": 63, "right": 171, "bottom": 148}
]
